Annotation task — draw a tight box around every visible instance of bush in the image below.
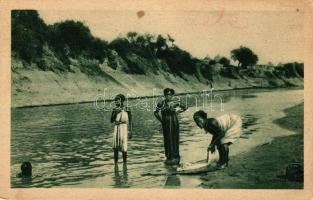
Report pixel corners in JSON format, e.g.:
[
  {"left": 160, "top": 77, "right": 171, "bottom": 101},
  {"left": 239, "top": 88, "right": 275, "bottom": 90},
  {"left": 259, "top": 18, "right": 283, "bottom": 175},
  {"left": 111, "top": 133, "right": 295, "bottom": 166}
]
[
  {"left": 12, "top": 10, "right": 48, "bottom": 63},
  {"left": 37, "top": 45, "right": 68, "bottom": 72},
  {"left": 220, "top": 66, "right": 239, "bottom": 79},
  {"left": 274, "top": 62, "right": 304, "bottom": 78},
  {"left": 109, "top": 37, "right": 132, "bottom": 57},
  {"left": 123, "top": 55, "right": 147, "bottom": 74},
  {"left": 198, "top": 62, "right": 214, "bottom": 80},
  {"left": 48, "top": 20, "right": 108, "bottom": 62},
  {"left": 295, "top": 63, "right": 304, "bottom": 77},
  {"left": 77, "top": 56, "right": 104, "bottom": 76},
  {"left": 157, "top": 46, "right": 197, "bottom": 75}
]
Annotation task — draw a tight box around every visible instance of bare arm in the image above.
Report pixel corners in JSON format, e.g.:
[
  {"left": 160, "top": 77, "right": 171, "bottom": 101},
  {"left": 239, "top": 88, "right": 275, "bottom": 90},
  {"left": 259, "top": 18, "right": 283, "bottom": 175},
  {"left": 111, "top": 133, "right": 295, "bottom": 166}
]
[
  {"left": 207, "top": 119, "right": 225, "bottom": 149},
  {"left": 178, "top": 102, "right": 187, "bottom": 113},
  {"left": 154, "top": 102, "right": 163, "bottom": 122},
  {"left": 210, "top": 134, "right": 218, "bottom": 147},
  {"left": 111, "top": 110, "right": 117, "bottom": 123},
  {"left": 154, "top": 110, "right": 162, "bottom": 122},
  {"left": 127, "top": 109, "right": 133, "bottom": 139}
]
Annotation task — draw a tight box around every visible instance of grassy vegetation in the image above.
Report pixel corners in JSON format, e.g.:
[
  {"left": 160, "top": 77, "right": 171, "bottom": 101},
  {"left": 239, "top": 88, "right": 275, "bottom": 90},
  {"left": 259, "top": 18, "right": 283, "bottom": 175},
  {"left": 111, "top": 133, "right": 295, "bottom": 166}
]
[{"left": 12, "top": 10, "right": 303, "bottom": 81}]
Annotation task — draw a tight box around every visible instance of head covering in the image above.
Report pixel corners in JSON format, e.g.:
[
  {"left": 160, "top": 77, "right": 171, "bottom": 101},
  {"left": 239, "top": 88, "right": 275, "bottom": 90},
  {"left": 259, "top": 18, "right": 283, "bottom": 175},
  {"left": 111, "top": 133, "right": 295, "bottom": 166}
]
[
  {"left": 163, "top": 88, "right": 175, "bottom": 96},
  {"left": 21, "top": 161, "right": 32, "bottom": 176},
  {"left": 114, "top": 94, "right": 126, "bottom": 102},
  {"left": 193, "top": 110, "right": 207, "bottom": 120}
]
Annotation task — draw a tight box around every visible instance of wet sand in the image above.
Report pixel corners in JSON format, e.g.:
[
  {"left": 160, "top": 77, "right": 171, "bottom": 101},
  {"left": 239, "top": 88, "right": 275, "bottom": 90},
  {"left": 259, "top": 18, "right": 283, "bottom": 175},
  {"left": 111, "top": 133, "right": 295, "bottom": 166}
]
[{"left": 200, "top": 103, "right": 304, "bottom": 189}]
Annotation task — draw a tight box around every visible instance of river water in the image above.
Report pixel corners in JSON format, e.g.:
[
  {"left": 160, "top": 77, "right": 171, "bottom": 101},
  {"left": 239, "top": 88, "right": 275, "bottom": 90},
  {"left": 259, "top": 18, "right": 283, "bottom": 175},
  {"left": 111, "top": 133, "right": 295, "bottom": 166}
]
[{"left": 11, "top": 88, "right": 303, "bottom": 188}]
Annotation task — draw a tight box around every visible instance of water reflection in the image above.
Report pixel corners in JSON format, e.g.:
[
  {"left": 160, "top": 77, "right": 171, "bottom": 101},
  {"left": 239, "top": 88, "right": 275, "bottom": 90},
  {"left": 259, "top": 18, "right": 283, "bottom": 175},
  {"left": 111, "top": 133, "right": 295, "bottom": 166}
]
[
  {"left": 113, "top": 164, "right": 129, "bottom": 188},
  {"left": 164, "top": 175, "right": 181, "bottom": 187},
  {"left": 11, "top": 89, "right": 303, "bottom": 188},
  {"left": 19, "top": 177, "right": 33, "bottom": 188}
]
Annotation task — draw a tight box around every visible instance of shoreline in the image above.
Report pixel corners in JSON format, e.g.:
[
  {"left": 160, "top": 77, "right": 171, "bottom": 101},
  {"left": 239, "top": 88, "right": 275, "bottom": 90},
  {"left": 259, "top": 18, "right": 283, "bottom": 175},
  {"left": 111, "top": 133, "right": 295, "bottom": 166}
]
[
  {"left": 200, "top": 102, "right": 304, "bottom": 189},
  {"left": 12, "top": 86, "right": 302, "bottom": 109},
  {"left": 10, "top": 88, "right": 304, "bottom": 188}
]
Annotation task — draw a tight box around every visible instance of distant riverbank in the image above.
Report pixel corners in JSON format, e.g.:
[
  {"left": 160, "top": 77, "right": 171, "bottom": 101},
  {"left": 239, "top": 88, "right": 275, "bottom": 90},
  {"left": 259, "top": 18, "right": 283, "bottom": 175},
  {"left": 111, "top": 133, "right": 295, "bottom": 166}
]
[
  {"left": 200, "top": 102, "right": 304, "bottom": 189},
  {"left": 12, "top": 67, "right": 303, "bottom": 108},
  {"left": 13, "top": 85, "right": 275, "bottom": 109}
]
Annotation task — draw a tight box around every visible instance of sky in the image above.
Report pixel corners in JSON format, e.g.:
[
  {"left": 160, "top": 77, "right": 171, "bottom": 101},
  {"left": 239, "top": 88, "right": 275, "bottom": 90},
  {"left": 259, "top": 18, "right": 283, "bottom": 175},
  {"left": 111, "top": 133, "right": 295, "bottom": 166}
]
[{"left": 38, "top": 10, "right": 304, "bottom": 65}]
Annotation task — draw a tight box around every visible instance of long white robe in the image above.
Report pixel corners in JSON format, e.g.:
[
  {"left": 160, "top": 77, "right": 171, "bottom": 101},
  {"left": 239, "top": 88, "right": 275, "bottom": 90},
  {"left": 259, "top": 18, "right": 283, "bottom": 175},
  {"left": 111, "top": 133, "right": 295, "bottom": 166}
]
[{"left": 112, "top": 111, "right": 129, "bottom": 152}]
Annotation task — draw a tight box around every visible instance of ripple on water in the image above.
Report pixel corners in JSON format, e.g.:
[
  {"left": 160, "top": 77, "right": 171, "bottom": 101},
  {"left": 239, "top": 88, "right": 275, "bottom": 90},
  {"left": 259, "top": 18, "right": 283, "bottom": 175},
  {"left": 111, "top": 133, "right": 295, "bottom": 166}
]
[{"left": 11, "top": 89, "right": 303, "bottom": 188}]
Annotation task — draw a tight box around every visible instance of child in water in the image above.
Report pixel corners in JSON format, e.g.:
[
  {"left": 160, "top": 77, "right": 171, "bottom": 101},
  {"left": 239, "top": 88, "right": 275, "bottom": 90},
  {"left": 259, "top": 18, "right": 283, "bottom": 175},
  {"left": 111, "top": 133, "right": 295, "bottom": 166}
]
[
  {"left": 17, "top": 161, "right": 32, "bottom": 178},
  {"left": 193, "top": 111, "right": 242, "bottom": 169},
  {"left": 111, "top": 94, "right": 133, "bottom": 164}
]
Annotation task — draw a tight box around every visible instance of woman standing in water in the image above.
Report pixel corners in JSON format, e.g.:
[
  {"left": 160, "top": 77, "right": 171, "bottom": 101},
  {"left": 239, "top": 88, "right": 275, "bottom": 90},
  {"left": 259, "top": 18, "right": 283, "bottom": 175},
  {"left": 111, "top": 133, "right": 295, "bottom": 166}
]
[
  {"left": 111, "top": 94, "right": 133, "bottom": 164},
  {"left": 154, "top": 88, "right": 187, "bottom": 165}
]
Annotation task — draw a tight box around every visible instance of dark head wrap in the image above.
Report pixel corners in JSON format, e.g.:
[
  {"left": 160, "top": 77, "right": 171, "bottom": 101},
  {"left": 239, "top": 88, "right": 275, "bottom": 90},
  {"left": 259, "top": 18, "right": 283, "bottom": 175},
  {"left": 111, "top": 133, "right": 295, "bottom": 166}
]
[
  {"left": 21, "top": 161, "right": 32, "bottom": 177},
  {"left": 163, "top": 88, "right": 175, "bottom": 96},
  {"left": 114, "top": 94, "right": 126, "bottom": 102},
  {"left": 193, "top": 110, "right": 207, "bottom": 120}
]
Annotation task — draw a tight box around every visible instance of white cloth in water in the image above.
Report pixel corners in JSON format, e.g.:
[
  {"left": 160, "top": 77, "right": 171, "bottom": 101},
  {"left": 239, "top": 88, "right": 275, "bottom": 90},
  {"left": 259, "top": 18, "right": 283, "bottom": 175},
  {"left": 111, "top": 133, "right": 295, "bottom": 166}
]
[
  {"left": 177, "top": 151, "right": 219, "bottom": 174},
  {"left": 215, "top": 114, "right": 242, "bottom": 144},
  {"left": 112, "top": 110, "right": 129, "bottom": 152}
]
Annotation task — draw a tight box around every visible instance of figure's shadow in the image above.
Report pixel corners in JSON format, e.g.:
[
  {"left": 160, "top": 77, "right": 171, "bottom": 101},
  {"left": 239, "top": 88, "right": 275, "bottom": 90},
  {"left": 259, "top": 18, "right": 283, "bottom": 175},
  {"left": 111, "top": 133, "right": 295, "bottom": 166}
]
[{"left": 164, "top": 175, "right": 181, "bottom": 187}]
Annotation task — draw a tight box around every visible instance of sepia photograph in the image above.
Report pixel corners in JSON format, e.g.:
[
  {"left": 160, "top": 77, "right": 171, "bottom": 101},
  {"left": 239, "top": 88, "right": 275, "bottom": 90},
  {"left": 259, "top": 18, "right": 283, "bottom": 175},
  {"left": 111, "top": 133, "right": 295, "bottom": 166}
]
[{"left": 9, "top": 7, "right": 305, "bottom": 190}]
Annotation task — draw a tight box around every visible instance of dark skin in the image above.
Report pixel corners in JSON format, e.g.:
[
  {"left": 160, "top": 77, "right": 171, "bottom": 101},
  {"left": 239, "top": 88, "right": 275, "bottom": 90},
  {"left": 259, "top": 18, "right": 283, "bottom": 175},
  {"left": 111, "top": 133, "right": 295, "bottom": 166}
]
[
  {"left": 111, "top": 100, "right": 133, "bottom": 139},
  {"left": 154, "top": 93, "right": 187, "bottom": 122},
  {"left": 194, "top": 116, "right": 225, "bottom": 153},
  {"left": 154, "top": 109, "right": 162, "bottom": 122},
  {"left": 111, "top": 100, "right": 133, "bottom": 164}
]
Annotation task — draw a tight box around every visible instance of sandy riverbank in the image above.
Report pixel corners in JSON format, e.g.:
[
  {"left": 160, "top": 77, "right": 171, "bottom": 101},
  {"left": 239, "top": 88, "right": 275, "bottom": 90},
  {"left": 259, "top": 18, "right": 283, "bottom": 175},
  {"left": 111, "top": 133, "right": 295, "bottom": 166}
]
[
  {"left": 12, "top": 66, "right": 303, "bottom": 108},
  {"left": 200, "top": 102, "right": 304, "bottom": 189}
]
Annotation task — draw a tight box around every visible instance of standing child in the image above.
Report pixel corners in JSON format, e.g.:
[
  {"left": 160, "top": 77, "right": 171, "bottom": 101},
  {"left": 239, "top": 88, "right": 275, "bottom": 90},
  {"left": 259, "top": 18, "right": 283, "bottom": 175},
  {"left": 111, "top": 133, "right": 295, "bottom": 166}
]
[
  {"left": 111, "top": 94, "right": 133, "bottom": 164},
  {"left": 193, "top": 110, "right": 242, "bottom": 169},
  {"left": 154, "top": 88, "right": 187, "bottom": 165}
]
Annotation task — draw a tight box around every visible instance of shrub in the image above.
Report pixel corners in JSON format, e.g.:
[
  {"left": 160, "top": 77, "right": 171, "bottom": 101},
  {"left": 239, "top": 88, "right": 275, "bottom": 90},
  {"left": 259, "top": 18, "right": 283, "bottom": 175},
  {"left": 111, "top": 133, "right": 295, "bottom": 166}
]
[
  {"left": 12, "top": 10, "right": 48, "bottom": 63},
  {"left": 77, "top": 56, "right": 104, "bottom": 76}
]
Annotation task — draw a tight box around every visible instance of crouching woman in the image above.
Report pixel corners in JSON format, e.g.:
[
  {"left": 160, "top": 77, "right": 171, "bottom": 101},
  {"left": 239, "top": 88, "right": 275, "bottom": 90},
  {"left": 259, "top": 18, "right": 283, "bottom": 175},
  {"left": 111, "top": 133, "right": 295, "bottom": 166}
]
[{"left": 193, "top": 111, "right": 242, "bottom": 169}]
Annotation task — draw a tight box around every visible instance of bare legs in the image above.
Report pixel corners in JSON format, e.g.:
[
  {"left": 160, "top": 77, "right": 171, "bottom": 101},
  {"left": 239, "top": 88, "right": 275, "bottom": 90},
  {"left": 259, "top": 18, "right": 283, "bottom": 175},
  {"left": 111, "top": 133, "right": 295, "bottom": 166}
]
[
  {"left": 217, "top": 143, "right": 229, "bottom": 168},
  {"left": 114, "top": 148, "right": 127, "bottom": 164},
  {"left": 114, "top": 149, "right": 119, "bottom": 164},
  {"left": 122, "top": 152, "right": 127, "bottom": 163}
]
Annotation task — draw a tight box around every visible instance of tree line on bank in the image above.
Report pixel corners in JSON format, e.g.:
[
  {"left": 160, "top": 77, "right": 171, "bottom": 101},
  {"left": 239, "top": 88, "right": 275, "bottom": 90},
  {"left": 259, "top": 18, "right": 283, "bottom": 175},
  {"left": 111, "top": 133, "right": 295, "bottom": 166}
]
[{"left": 12, "top": 10, "right": 303, "bottom": 79}]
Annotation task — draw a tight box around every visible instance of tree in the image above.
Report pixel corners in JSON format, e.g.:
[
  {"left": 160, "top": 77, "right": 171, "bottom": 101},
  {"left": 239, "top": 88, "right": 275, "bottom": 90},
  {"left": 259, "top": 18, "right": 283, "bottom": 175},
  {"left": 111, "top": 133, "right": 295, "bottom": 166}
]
[
  {"left": 219, "top": 57, "right": 231, "bottom": 67},
  {"left": 49, "top": 20, "right": 94, "bottom": 57},
  {"left": 230, "top": 46, "right": 258, "bottom": 68},
  {"left": 90, "top": 38, "right": 108, "bottom": 62},
  {"left": 167, "top": 34, "right": 175, "bottom": 47},
  {"left": 48, "top": 20, "right": 109, "bottom": 64},
  {"left": 158, "top": 46, "right": 197, "bottom": 75},
  {"left": 109, "top": 37, "right": 131, "bottom": 56},
  {"left": 126, "top": 32, "right": 138, "bottom": 43},
  {"left": 12, "top": 10, "right": 48, "bottom": 62},
  {"left": 156, "top": 35, "right": 168, "bottom": 51},
  {"left": 135, "top": 35, "right": 147, "bottom": 48},
  {"left": 267, "top": 61, "right": 274, "bottom": 67},
  {"left": 144, "top": 33, "right": 155, "bottom": 45}
]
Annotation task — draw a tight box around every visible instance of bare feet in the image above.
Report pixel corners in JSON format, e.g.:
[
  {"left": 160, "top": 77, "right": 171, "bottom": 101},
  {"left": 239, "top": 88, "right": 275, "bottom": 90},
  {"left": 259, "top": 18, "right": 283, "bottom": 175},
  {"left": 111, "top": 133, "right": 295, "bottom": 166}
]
[{"left": 215, "top": 162, "right": 228, "bottom": 170}]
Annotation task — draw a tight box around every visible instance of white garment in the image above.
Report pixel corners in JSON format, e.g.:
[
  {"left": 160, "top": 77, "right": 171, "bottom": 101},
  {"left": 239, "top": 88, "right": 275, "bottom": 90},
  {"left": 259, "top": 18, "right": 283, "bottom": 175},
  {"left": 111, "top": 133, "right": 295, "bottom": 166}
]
[
  {"left": 215, "top": 114, "right": 242, "bottom": 144},
  {"left": 112, "top": 110, "right": 129, "bottom": 152},
  {"left": 177, "top": 151, "right": 219, "bottom": 174}
]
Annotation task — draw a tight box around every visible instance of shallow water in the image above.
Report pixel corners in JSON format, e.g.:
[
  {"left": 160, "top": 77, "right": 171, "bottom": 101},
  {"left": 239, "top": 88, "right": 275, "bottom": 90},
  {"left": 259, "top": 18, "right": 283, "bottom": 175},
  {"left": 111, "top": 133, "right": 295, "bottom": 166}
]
[{"left": 11, "top": 88, "right": 303, "bottom": 188}]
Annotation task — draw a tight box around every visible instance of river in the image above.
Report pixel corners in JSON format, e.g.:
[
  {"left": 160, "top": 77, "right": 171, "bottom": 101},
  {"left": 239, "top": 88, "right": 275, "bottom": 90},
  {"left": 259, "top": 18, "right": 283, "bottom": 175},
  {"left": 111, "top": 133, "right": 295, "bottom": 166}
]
[{"left": 11, "top": 88, "right": 304, "bottom": 188}]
